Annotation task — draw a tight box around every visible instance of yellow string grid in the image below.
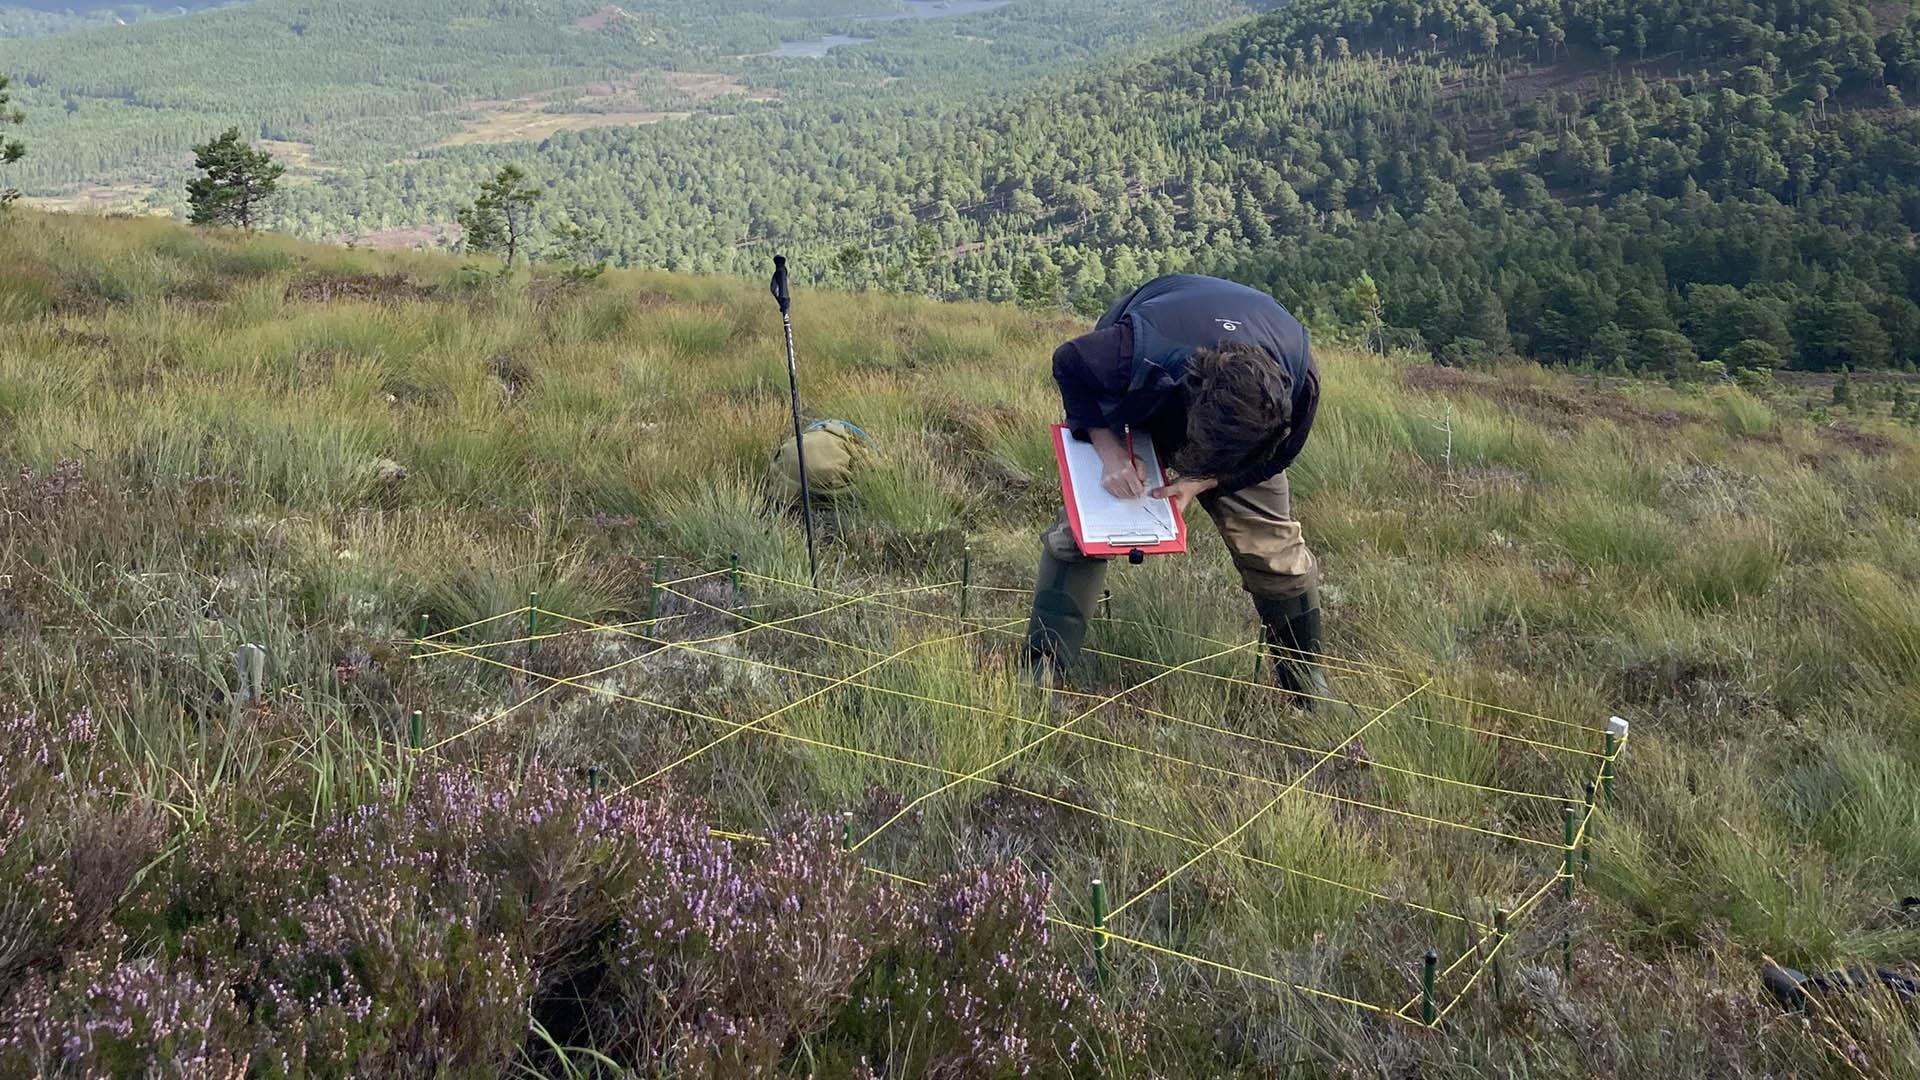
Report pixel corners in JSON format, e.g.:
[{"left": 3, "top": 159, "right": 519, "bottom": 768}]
[{"left": 404, "top": 560, "right": 1629, "bottom": 1029}]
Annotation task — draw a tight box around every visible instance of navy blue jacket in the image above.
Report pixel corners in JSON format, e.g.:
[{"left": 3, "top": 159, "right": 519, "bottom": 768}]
[{"left": 1052, "top": 274, "right": 1318, "bottom": 493}]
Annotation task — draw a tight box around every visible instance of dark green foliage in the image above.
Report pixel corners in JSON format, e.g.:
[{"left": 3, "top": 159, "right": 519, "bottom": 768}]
[
  {"left": 185, "top": 127, "right": 283, "bottom": 229},
  {"left": 1722, "top": 338, "right": 1786, "bottom": 372},
  {"left": 1345, "top": 271, "right": 1385, "bottom": 353},
  {"left": 1012, "top": 255, "right": 1062, "bottom": 310},
  {"left": 1684, "top": 287, "right": 1795, "bottom": 362},
  {"left": 1640, "top": 328, "right": 1700, "bottom": 376},
  {"left": 0, "top": 72, "right": 22, "bottom": 206},
  {"left": 547, "top": 220, "right": 609, "bottom": 283},
  {"left": 1797, "top": 299, "right": 1893, "bottom": 372},
  {"left": 457, "top": 165, "right": 541, "bottom": 268}
]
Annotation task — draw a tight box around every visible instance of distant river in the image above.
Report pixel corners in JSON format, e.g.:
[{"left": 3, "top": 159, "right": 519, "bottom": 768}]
[{"left": 761, "top": 0, "right": 1012, "bottom": 58}]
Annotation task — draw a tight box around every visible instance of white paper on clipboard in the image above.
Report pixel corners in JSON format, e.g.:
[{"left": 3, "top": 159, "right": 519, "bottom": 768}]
[{"left": 1058, "top": 432, "right": 1180, "bottom": 546}]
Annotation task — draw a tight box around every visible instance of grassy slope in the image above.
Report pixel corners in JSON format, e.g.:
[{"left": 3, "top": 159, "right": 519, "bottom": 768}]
[{"left": 4, "top": 210, "right": 1920, "bottom": 1074}]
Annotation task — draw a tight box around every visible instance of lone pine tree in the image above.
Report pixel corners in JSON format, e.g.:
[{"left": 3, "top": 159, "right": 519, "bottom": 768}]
[
  {"left": 457, "top": 165, "right": 541, "bottom": 269},
  {"left": 186, "top": 128, "right": 283, "bottom": 229}
]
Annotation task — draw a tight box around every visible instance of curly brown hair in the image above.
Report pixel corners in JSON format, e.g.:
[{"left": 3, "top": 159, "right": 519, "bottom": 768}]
[{"left": 1174, "top": 342, "right": 1294, "bottom": 480}]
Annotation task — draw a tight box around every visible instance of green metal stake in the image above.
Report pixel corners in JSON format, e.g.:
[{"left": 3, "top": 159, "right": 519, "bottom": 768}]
[
  {"left": 412, "top": 613, "right": 430, "bottom": 659},
  {"left": 409, "top": 709, "right": 423, "bottom": 751},
  {"left": 1091, "top": 878, "right": 1109, "bottom": 988},
  {"left": 1582, "top": 782, "right": 1597, "bottom": 874},
  {"left": 587, "top": 767, "right": 601, "bottom": 795},
  {"left": 1562, "top": 803, "right": 1577, "bottom": 973},
  {"left": 841, "top": 812, "right": 854, "bottom": 852},
  {"left": 1493, "top": 908, "right": 1510, "bottom": 1003},
  {"left": 959, "top": 545, "right": 971, "bottom": 621},
  {"left": 648, "top": 555, "right": 664, "bottom": 623},
  {"left": 1421, "top": 950, "right": 1439, "bottom": 1025},
  {"left": 1604, "top": 716, "right": 1628, "bottom": 804},
  {"left": 729, "top": 552, "right": 741, "bottom": 608},
  {"left": 1099, "top": 589, "right": 1112, "bottom": 621},
  {"left": 526, "top": 592, "right": 541, "bottom": 662}
]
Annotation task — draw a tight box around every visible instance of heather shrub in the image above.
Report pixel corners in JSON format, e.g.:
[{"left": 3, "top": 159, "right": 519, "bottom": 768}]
[
  {"left": 1, "top": 461, "right": 96, "bottom": 528},
  {"left": 2, "top": 725, "right": 1129, "bottom": 1079},
  {"left": 211, "top": 766, "right": 647, "bottom": 1076},
  {"left": 0, "top": 711, "right": 178, "bottom": 1077},
  {"left": 0, "top": 930, "right": 251, "bottom": 1080},
  {"left": 856, "top": 867, "right": 1134, "bottom": 1079},
  {"left": 598, "top": 818, "right": 899, "bottom": 1076},
  {"left": 0, "top": 709, "right": 156, "bottom": 993}
]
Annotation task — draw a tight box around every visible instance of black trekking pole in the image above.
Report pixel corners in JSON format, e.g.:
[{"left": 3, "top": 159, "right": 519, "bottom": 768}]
[{"left": 770, "top": 254, "right": 820, "bottom": 584}]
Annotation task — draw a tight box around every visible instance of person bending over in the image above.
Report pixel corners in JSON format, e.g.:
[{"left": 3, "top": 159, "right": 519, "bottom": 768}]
[{"left": 1024, "top": 274, "right": 1328, "bottom": 705}]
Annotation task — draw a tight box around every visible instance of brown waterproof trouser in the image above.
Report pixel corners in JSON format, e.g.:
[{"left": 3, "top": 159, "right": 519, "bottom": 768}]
[{"left": 1038, "top": 470, "right": 1320, "bottom": 601}]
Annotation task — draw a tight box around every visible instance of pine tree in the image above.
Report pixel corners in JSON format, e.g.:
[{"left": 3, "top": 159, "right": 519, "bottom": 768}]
[
  {"left": 1722, "top": 339, "right": 1784, "bottom": 373},
  {"left": 833, "top": 244, "right": 866, "bottom": 288},
  {"left": 547, "top": 221, "right": 607, "bottom": 284},
  {"left": 908, "top": 226, "right": 942, "bottom": 289},
  {"left": 1345, "top": 271, "right": 1385, "bottom": 353},
  {"left": 1466, "top": 290, "right": 1512, "bottom": 356},
  {"left": 457, "top": 165, "right": 541, "bottom": 269},
  {"left": 0, "top": 74, "right": 25, "bottom": 208},
  {"left": 185, "top": 128, "right": 284, "bottom": 229},
  {"left": 1013, "top": 254, "right": 1062, "bottom": 311},
  {"left": 1831, "top": 365, "right": 1854, "bottom": 408}
]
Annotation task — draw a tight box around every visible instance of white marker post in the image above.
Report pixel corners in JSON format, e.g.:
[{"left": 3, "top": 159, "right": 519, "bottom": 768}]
[
  {"left": 233, "top": 643, "right": 266, "bottom": 705},
  {"left": 1604, "top": 716, "right": 1628, "bottom": 804}
]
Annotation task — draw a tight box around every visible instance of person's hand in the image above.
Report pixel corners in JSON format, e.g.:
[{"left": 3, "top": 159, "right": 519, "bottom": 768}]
[
  {"left": 1101, "top": 457, "right": 1148, "bottom": 500},
  {"left": 1150, "top": 476, "right": 1217, "bottom": 514}
]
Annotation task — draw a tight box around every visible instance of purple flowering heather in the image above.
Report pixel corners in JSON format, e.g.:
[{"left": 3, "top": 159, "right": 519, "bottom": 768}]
[
  {"left": 600, "top": 815, "right": 899, "bottom": 1075},
  {"left": 0, "top": 708, "right": 1138, "bottom": 1077},
  {"left": 1, "top": 930, "right": 250, "bottom": 1079},
  {"left": 866, "top": 866, "right": 1137, "bottom": 1079}
]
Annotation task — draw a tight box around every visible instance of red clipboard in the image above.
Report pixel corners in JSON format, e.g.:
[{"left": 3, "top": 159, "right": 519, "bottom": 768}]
[{"left": 1052, "top": 424, "right": 1188, "bottom": 558}]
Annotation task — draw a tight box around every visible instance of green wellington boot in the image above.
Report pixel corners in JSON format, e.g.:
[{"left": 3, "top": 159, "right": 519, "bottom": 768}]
[
  {"left": 1023, "top": 549, "right": 1108, "bottom": 686},
  {"left": 1254, "top": 590, "right": 1331, "bottom": 708}
]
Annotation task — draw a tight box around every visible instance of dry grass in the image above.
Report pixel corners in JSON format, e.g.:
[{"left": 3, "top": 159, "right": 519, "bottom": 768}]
[
  {"left": 435, "top": 70, "right": 771, "bottom": 148},
  {"left": 20, "top": 181, "right": 161, "bottom": 215},
  {"left": 435, "top": 106, "right": 691, "bottom": 147}
]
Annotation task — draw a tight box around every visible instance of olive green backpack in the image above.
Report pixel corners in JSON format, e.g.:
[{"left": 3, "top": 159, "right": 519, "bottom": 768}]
[{"left": 771, "top": 419, "right": 873, "bottom": 497}]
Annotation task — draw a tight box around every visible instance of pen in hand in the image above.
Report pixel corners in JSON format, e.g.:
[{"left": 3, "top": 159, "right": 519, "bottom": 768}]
[
  {"left": 1124, "top": 426, "right": 1153, "bottom": 497},
  {"left": 1123, "top": 426, "right": 1177, "bottom": 532}
]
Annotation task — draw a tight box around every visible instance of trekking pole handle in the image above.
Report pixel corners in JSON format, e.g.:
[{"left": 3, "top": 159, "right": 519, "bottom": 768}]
[{"left": 770, "top": 254, "right": 792, "bottom": 314}]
